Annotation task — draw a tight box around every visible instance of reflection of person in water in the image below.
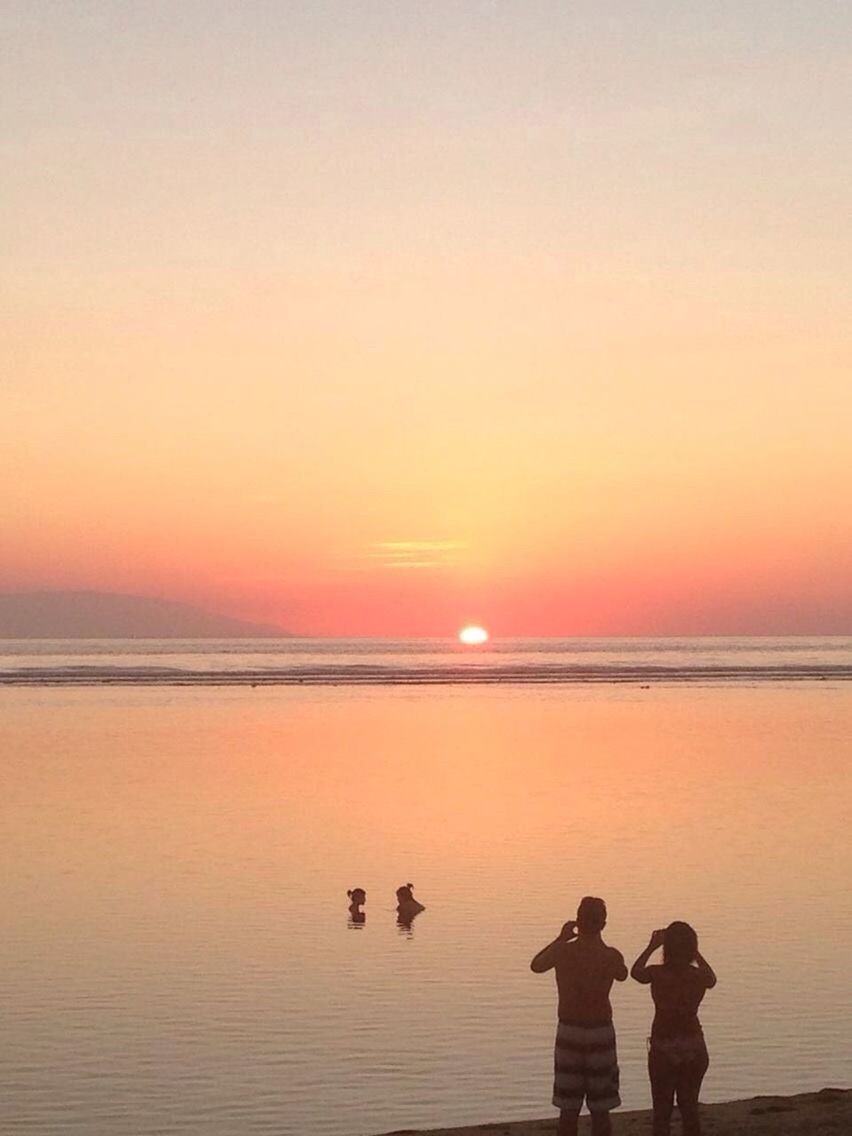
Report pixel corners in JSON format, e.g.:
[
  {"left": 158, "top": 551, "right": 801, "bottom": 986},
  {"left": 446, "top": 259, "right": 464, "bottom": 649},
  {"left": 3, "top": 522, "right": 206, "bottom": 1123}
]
[
  {"left": 631, "top": 922, "right": 717, "bottom": 1136},
  {"left": 347, "top": 887, "right": 366, "bottom": 926},
  {"left": 395, "top": 883, "right": 425, "bottom": 930}
]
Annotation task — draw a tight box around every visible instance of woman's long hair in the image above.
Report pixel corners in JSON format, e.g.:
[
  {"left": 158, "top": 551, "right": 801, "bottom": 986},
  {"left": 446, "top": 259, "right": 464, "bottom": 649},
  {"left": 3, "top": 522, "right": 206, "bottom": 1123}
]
[
  {"left": 663, "top": 920, "right": 698, "bottom": 966},
  {"left": 396, "top": 883, "right": 415, "bottom": 903}
]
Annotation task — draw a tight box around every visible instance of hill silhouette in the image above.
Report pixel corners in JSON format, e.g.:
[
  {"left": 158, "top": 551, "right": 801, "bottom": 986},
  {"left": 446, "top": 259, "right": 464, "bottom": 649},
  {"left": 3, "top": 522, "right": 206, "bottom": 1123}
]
[{"left": 0, "top": 591, "right": 288, "bottom": 639}]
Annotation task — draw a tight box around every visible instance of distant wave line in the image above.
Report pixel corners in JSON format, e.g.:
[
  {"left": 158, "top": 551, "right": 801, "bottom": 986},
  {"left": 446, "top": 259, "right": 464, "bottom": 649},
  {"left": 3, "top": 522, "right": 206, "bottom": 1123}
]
[{"left": 2, "top": 663, "right": 852, "bottom": 687}]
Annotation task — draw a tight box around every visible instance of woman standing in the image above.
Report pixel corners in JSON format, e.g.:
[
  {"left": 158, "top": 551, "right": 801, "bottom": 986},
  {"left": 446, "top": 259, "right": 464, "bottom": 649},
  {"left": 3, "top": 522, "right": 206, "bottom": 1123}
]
[{"left": 631, "top": 923, "right": 716, "bottom": 1136}]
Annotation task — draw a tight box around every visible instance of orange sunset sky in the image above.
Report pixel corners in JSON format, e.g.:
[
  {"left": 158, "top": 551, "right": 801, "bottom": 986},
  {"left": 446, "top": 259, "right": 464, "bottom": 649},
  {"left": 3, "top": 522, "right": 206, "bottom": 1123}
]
[{"left": 3, "top": 2, "right": 851, "bottom": 636}]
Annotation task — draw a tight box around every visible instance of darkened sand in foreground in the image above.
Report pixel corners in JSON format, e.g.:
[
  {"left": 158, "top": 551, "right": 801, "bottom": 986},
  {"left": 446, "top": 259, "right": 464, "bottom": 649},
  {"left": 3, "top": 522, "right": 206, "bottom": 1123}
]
[{"left": 380, "top": 1089, "right": 851, "bottom": 1136}]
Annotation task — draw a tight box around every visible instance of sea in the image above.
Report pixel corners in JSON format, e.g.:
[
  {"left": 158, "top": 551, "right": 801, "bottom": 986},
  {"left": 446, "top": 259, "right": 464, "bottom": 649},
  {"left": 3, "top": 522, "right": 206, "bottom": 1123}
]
[{"left": 2, "top": 637, "right": 851, "bottom": 1136}]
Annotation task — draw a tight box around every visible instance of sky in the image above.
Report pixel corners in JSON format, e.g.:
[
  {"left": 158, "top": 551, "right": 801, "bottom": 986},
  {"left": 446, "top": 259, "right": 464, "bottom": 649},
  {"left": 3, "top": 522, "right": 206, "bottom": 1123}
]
[{"left": 3, "top": 0, "right": 851, "bottom": 635}]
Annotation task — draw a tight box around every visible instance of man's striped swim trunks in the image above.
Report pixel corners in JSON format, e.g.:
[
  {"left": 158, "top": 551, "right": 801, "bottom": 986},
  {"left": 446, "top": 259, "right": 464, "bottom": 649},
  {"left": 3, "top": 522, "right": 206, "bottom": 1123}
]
[{"left": 553, "top": 1019, "right": 621, "bottom": 1114}]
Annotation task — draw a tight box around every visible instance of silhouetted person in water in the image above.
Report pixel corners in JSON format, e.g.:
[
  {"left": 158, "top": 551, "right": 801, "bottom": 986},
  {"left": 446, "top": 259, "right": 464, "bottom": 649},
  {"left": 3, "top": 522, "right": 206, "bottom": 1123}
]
[
  {"left": 631, "top": 922, "right": 717, "bottom": 1136},
  {"left": 347, "top": 887, "right": 366, "bottom": 926},
  {"left": 531, "top": 896, "right": 627, "bottom": 1136},
  {"left": 395, "top": 883, "right": 425, "bottom": 929}
]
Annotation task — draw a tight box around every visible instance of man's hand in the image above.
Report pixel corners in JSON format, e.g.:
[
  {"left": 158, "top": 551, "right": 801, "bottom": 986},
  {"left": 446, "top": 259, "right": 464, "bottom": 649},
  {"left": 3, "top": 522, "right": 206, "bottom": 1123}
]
[
  {"left": 531, "top": 924, "right": 575, "bottom": 973},
  {"left": 649, "top": 928, "right": 665, "bottom": 951}
]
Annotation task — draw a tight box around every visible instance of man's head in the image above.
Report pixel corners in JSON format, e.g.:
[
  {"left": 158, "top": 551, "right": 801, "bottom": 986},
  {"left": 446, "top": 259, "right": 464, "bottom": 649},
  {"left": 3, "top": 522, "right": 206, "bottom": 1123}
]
[{"left": 576, "top": 895, "right": 607, "bottom": 936}]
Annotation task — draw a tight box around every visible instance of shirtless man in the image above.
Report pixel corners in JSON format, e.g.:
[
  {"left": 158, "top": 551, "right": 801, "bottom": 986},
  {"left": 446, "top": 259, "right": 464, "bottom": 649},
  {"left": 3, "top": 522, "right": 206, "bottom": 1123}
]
[{"left": 531, "top": 896, "right": 627, "bottom": 1136}]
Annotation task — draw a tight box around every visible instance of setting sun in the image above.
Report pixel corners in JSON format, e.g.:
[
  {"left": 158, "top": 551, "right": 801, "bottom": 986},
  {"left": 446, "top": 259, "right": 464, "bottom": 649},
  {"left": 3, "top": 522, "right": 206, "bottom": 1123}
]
[{"left": 459, "top": 625, "right": 489, "bottom": 646}]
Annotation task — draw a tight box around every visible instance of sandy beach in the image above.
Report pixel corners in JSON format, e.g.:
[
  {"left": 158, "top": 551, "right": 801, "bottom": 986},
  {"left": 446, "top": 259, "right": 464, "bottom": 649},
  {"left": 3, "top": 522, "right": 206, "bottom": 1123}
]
[{"left": 381, "top": 1089, "right": 851, "bottom": 1136}]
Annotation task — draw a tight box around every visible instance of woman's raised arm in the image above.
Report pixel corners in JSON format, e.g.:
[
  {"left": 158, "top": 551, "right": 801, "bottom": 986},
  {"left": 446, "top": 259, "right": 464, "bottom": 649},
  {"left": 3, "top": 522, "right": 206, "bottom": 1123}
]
[
  {"left": 695, "top": 950, "right": 717, "bottom": 988},
  {"left": 630, "top": 929, "right": 665, "bottom": 983}
]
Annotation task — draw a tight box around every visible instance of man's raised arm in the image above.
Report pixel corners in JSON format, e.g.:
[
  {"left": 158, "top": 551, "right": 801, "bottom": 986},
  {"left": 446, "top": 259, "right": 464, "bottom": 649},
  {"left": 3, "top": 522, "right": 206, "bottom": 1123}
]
[
  {"left": 530, "top": 920, "right": 577, "bottom": 972},
  {"left": 610, "top": 947, "right": 628, "bottom": 981}
]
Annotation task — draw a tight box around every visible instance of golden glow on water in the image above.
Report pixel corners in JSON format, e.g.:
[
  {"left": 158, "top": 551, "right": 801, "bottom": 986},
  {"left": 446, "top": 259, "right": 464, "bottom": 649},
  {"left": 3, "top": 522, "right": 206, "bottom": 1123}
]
[{"left": 2, "top": 684, "right": 851, "bottom": 1135}]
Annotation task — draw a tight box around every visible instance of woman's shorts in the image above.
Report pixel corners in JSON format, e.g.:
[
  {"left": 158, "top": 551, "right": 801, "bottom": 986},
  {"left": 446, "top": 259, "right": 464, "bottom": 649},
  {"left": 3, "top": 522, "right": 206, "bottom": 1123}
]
[
  {"left": 553, "top": 1019, "right": 621, "bottom": 1114},
  {"left": 649, "top": 1032, "right": 708, "bottom": 1068}
]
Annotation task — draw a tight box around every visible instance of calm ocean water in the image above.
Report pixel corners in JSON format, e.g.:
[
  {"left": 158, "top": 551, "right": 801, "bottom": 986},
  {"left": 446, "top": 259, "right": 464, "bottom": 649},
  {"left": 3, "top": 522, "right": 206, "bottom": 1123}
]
[{"left": 2, "top": 639, "right": 851, "bottom": 1135}]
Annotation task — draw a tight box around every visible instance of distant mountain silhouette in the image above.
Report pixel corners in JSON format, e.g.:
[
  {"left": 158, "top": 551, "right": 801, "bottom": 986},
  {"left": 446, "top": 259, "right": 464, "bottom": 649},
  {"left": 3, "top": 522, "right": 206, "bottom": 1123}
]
[{"left": 0, "top": 591, "right": 289, "bottom": 639}]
